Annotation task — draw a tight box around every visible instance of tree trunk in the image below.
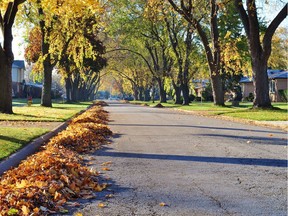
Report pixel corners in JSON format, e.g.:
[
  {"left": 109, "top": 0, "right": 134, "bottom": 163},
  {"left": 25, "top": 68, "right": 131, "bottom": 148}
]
[
  {"left": 65, "top": 77, "right": 72, "bottom": 102},
  {"left": 139, "top": 87, "right": 144, "bottom": 101},
  {"left": 39, "top": 3, "right": 53, "bottom": 107},
  {"left": 181, "top": 82, "right": 190, "bottom": 105},
  {"left": 0, "top": 51, "right": 13, "bottom": 113},
  {"left": 71, "top": 77, "right": 79, "bottom": 102},
  {"left": 157, "top": 78, "right": 167, "bottom": 103},
  {"left": 252, "top": 58, "right": 271, "bottom": 108},
  {"left": 211, "top": 72, "right": 224, "bottom": 106},
  {"left": 0, "top": 3, "right": 18, "bottom": 114},
  {"left": 144, "top": 88, "right": 150, "bottom": 101},
  {"left": 41, "top": 59, "right": 53, "bottom": 107},
  {"left": 172, "top": 80, "right": 182, "bottom": 104}
]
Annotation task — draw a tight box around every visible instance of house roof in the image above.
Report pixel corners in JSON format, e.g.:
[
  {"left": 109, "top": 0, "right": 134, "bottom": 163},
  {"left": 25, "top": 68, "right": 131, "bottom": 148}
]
[
  {"left": 269, "top": 71, "right": 288, "bottom": 79},
  {"left": 240, "top": 69, "right": 287, "bottom": 83},
  {"left": 12, "top": 60, "right": 25, "bottom": 69},
  {"left": 239, "top": 77, "right": 253, "bottom": 83}
]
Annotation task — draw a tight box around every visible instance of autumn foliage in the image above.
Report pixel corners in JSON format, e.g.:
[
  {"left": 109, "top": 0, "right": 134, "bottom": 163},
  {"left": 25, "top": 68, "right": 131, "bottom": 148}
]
[{"left": 0, "top": 103, "right": 112, "bottom": 215}]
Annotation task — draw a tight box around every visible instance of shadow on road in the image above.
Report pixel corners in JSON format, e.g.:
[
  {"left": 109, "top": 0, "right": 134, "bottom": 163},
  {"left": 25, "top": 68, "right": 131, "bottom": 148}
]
[
  {"left": 197, "top": 133, "right": 287, "bottom": 146},
  {"left": 96, "top": 148, "right": 287, "bottom": 168},
  {"left": 109, "top": 123, "right": 285, "bottom": 134}
]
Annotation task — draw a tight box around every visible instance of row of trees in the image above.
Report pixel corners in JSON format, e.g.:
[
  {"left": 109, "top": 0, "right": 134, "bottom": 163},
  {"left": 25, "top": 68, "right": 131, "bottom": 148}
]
[
  {"left": 0, "top": 0, "right": 107, "bottom": 113},
  {"left": 104, "top": 0, "right": 287, "bottom": 107},
  {"left": 0, "top": 0, "right": 287, "bottom": 114}
]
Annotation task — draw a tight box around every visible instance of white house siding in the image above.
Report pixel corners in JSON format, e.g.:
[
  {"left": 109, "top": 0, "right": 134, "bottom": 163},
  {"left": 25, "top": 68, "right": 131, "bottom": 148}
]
[
  {"left": 242, "top": 82, "right": 254, "bottom": 100},
  {"left": 12, "top": 65, "right": 25, "bottom": 97}
]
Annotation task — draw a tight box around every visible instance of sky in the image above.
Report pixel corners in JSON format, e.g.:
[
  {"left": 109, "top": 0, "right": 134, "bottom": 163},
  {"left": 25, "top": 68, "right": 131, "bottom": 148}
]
[{"left": 9, "top": 1, "right": 288, "bottom": 60}]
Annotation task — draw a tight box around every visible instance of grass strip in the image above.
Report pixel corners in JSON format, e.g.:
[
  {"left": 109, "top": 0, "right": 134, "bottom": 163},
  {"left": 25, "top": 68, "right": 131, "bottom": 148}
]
[
  {"left": 0, "top": 127, "right": 49, "bottom": 160},
  {"left": 0, "top": 100, "right": 92, "bottom": 122},
  {"left": 0, "top": 102, "right": 112, "bottom": 215},
  {"left": 130, "top": 100, "right": 288, "bottom": 121}
]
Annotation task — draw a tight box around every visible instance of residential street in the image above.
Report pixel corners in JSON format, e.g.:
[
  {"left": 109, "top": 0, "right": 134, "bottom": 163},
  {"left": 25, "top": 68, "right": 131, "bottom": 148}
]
[{"left": 75, "top": 102, "right": 287, "bottom": 216}]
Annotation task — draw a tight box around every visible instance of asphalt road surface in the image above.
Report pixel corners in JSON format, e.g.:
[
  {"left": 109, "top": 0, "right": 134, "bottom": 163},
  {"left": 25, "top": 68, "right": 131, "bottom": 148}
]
[{"left": 74, "top": 102, "right": 287, "bottom": 216}]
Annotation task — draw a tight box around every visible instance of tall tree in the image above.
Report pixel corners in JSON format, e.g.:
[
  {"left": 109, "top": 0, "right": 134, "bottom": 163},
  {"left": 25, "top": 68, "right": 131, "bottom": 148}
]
[
  {"left": 166, "top": 0, "right": 225, "bottom": 106},
  {"left": 22, "top": 0, "right": 104, "bottom": 106},
  {"left": 106, "top": 0, "right": 171, "bottom": 103},
  {"left": 164, "top": 15, "right": 194, "bottom": 105},
  {"left": 234, "top": 0, "right": 287, "bottom": 108},
  {"left": 0, "top": 0, "right": 26, "bottom": 114}
]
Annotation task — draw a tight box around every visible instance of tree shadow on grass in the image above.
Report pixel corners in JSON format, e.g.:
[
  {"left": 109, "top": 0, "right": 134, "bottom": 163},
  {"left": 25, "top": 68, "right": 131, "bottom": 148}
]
[
  {"left": 10, "top": 113, "right": 66, "bottom": 121},
  {"left": 214, "top": 108, "right": 287, "bottom": 117},
  {"left": 0, "top": 135, "right": 26, "bottom": 144}
]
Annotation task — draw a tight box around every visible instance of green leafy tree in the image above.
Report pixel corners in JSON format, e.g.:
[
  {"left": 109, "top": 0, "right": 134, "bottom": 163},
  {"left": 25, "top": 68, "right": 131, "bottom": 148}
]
[
  {"left": 166, "top": 0, "right": 225, "bottom": 106},
  {"left": 234, "top": 0, "right": 287, "bottom": 108},
  {"left": 21, "top": 0, "right": 104, "bottom": 106},
  {"left": 0, "top": 0, "right": 26, "bottom": 114}
]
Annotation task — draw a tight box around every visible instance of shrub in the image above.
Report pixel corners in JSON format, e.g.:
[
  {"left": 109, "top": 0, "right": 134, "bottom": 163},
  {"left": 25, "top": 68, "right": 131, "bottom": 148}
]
[{"left": 278, "top": 89, "right": 288, "bottom": 102}]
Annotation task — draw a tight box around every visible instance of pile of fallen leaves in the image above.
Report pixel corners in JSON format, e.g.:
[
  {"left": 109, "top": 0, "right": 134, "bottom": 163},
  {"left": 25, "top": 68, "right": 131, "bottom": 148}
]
[
  {"left": 0, "top": 103, "right": 112, "bottom": 215},
  {"left": 93, "top": 100, "right": 109, "bottom": 107}
]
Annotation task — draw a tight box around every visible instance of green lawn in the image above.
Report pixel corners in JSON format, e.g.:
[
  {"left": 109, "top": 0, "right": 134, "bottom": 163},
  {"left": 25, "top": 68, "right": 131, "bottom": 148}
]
[
  {"left": 0, "top": 99, "right": 92, "bottom": 161},
  {"left": 0, "top": 127, "right": 49, "bottom": 160},
  {"left": 0, "top": 99, "right": 92, "bottom": 121},
  {"left": 130, "top": 100, "right": 288, "bottom": 121}
]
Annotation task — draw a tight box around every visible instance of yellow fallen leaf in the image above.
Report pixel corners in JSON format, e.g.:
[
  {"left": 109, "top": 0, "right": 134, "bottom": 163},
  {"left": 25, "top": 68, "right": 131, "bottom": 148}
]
[
  {"left": 101, "top": 161, "right": 112, "bottom": 166},
  {"left": 159, "top": 202, "right": 167, "bottom": 207},
  {"left": 16, "top": 180, "right": 28, "bottom": 189},
  {"left": 74, "top": 212, "right": 83, "bottom": 216},
  {"left": 101, "top": 167, "right": 111, "bottom": 171},
  {"left": 22, "top": 205, "right": 30, "bottom": 216},
  {"left": 98, "top": 203, "right": 106, "bottom": 208},
  {"left": 33, "top": 207, "right": 40, "bottom": 213},
  {"left": 54, "top": 191, "right": 61, "bottom": 200},
  {"left": 105, "top": 194, "right": 114, "bottom": 199}
]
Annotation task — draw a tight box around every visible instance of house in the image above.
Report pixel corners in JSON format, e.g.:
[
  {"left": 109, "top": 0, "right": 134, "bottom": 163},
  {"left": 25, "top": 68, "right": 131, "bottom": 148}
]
[
  {"left": 240, "top": 69, "right": 288, "bottom": 102},
  {"left": 12, "top": 60, "right": 25, "bottom": 97},
  {"left": 192, "top": 79, "right": 209, "bottom": 98},
  {"left": 24, "top": 83, "right": 43, "bottom": 98}
]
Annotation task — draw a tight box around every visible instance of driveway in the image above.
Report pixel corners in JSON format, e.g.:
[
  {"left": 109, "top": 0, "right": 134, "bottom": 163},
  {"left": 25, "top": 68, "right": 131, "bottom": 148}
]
[{"left": 75, "top": 102, "right": 287, "bottom": 216}]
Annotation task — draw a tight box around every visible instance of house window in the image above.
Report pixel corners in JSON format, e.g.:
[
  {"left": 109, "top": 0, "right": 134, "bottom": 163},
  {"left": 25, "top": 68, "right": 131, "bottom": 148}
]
[{"left": 269, "top": 80, "right": 275, "bottom": 93}]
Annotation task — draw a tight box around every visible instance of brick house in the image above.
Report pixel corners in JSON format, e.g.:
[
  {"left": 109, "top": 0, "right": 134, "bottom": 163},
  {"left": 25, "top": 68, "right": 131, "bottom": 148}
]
[{"left": 240, "top": 69, "right": 288, "bottom": 102}]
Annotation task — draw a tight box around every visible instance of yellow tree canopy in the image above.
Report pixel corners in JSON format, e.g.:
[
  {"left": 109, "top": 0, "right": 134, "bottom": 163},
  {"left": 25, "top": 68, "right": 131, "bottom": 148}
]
[{"left": 20, "top": 0, "right": 105, "bottom": 73}]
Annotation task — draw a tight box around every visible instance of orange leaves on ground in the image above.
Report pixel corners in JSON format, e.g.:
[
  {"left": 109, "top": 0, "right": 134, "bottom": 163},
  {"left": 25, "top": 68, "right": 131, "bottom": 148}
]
[
  {"left": 97, "top": 202, "right": 106, "bottom": 208},
  {"left": 94, "top": 101, "right": 109, "bottom": 107},
  {"left": 101, "top": 167, "right": 111, "bottom": 171},
  {"left": 101, "top": 161, "right": 112, "bottom": 166},
  {"left": 159, "top": 202, "right": 167, "bottom": 207},
  {"left": 70, "top": 105, "right": 109, "bottom": 125},
  {"left": 0, "top": 103, "right": 112, "bottom": 215}
]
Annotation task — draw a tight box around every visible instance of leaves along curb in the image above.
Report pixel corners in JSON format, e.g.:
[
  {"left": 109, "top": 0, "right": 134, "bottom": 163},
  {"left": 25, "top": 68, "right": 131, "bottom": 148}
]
[{"left": 0, "top": 101, "right": 112, "bottom": 215}]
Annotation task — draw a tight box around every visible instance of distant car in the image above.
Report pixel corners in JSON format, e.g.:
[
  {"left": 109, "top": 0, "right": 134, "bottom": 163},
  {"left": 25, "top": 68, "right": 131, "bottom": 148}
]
[{"left": 124, "top": 96, "right": 134, "bottom": 101}]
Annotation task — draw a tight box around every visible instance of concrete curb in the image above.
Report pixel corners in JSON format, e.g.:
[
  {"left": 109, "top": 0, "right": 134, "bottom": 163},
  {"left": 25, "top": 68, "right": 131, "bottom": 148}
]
[
  {"left": 0, "top": 121, "right": 69, "bottom": 176},
  {"left": 0, "top": 104, "right": 95, "bottom": 176}
]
